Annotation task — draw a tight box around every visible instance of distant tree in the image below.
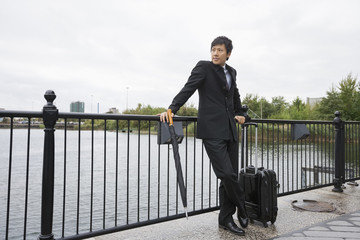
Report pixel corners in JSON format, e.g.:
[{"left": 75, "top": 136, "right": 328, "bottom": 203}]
[
  {"left": 259, "top": 98, "right": 274, "bottom": 119},
  {"left": 271, "top": 96, "right": 288, "bottom": 112},
  {"left": 317, "top": 86, "right": 341, "bottom": 120},
  {"left": 288, "top": 97, "right": 307, "bottom": 120},
  {"left": 338, "top": 73, "right": 359, "bottom": 120},
  {"left": 176, "top": 103, "right": 198, "bottom": 116},
  {"left": 317, "top": 73, "right": 359, "bottom": 121},
  {"left": 242, "top": 94, "right": 273, "bottom": 119},
  {"left": 242, "top": 94, "right": 261, "bottom": 118},
  {"left": 268, "top": 96, "right": 289, "bottom": 119}
]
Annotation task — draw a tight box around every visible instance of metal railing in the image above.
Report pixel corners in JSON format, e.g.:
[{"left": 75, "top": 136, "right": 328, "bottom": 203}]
[{"left": 0, "top": 91, "right": 359, "bottom": 240}]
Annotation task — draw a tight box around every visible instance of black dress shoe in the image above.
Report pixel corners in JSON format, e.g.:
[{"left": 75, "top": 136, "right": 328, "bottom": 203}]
[
  {"left": 237, "top": 205, "right": 249, "bottom": 228},
  {"left": 219, "top": 221, "right": 245, "bottom": 236}
]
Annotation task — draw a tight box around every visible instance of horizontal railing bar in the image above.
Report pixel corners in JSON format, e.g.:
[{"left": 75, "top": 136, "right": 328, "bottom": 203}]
[
  {"left": 0, "top": 110, "right": 197, "bottom": 121},
  {"left": 0, "top": 110, "right": 43, "bottom": 118},
  {"left": 59, "top": 113, "right": 197, "bottom": 122},
  {"left": 277, "top": 182, "right": 334, "bottom": 197},
  {"left": 2, "top": 109, "right": 359, "bottom": 126},
  {"left": 58, "top": 113, "right": 197, "bottom": 121},
  {"left": 252, "top": 119, "right": 334, "bottom": 125}
]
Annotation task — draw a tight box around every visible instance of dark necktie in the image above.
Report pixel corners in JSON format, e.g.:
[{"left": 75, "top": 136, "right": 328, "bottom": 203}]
[{"left": 224, "top": 68, "right": 231, "bottom": 90}]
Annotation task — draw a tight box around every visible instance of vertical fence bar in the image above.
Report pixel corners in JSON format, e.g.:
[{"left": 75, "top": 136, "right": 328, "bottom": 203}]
[
  {"left": 267, "top": 124, "right": 269, "bottom": 169},
  {"left": 185, "top": 122, "right": 189, "bottom": 203},
  {"left": 261, "top": 123, "right": 264, "bottom": 167},
  {"left": 38, "top": 90, "right": 58, "bottom": 240},
  {"left": 281, "top": 124, "right": 285, "bottom": 193},
  {"left": 291, "top": 125, "right": 294, "bottom": 191},
  {"left": 167, "top": 144, "right": 170, "bottom": 216},
  {"left": 285, "top": 123, "right": 289, "bottom": 193},
  {"left": 23, "top": 119, "right": 31, "bottom": 240},
  {"left": 201, "top": 142, "right": 204, "bottom": 209},
  {"left": 355, "top": 124, "right": 360, "bottom": 178},
  {"left": 322, "top": 124, "right": 324, "bottom": 182},
  {"left": 103, "top": 120, "right": 107, "bottom": 228},
  {"left": 208, "top": 146, "right": 212, "bottom": 208},
  {"left": 277, "top": 123, "right": 280, "bottom": 184},
  {"left": 305, "top": 125, "right": 308, "bottom": 187},
  {"left": 329, "top": 123, "right": 333, "bottom": 183},
  {"left": 115, "top": 120, "right": 119, "bottom": 225},
  {"left": 147, "top": 120, "right": 151, "bottom": 220},
  {"left": 76, "top": 118, "right": 81, "bottom": 234},
  {"left": 316, "top": 124, "right": 320, "bottom": 184},
  {"left": 193, "top": 126, "right": 196, "bottom": 211},
  {"left": 126, "top": 120, "right": 130, "bottom": 224},
  {"left": 6, "top": 117, "right": 13, "bottom": 240},
  {"left": 62, "top": 119, "right": 67, "bottom": 237},
  {"left": 137, "top": 120, "right": 141, "bottom": 221},
  {"left": 352, "top": 124, "right": 354, "bottom": 178},
  {"left": 352, "top": 123, "right": 355, "bottom": 178},
  {"left": 312, "top": 124, "right": 316, "bottom": 185},
  {"left": 90, "top": 119, "right": 94, "bottom": 231},
  {"left": 157, "top": 124, "right": 161, "bottom": 218}
]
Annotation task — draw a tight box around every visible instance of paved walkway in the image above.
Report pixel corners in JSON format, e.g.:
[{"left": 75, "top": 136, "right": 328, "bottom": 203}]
[
  {"left": 272, "top": 210, "right": 360, "bottom": 239},
  {"left": 87, "top": 180, "right": 360, "bottom": 240}
]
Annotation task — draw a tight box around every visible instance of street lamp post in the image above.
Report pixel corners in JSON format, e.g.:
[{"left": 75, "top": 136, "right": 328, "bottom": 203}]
[{"left": 126, "top": 87, "right": 129, "bottom": 110}]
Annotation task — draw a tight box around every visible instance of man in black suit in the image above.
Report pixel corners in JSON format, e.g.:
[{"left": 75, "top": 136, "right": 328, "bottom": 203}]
[{"left": 159, "top": 36, "right": 248, "bottom": 236}]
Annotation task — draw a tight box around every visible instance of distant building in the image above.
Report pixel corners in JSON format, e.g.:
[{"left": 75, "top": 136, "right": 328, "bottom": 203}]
[
  {"left": 70, "top": 101, "right": 85, "bottom": 113},
  {"left": 0, "top": 108, "right": 4, "bottom": 122},
  {"left": 307, "top": 97, "right": 323, "bottom": 109},
  {"left": 108, "top": 107, "right": 119, "bottom": 114}
]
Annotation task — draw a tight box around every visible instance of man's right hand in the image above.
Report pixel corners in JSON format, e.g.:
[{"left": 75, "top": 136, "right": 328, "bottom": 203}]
[{"left": 158, "top": 111, "right": 174, "bottom": 123}]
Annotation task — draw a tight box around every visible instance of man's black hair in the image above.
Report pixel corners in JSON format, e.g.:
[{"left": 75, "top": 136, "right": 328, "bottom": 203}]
[{"left": 211, "top": 36, "right": 233, "bottom": 54}]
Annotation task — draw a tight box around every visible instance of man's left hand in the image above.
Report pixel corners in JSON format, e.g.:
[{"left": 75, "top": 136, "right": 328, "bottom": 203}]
[{"left": 235, "top": 116, "right": 245, "bottom": 124}]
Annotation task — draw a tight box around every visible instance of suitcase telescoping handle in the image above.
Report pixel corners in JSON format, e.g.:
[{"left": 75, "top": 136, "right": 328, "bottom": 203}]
[{"left": 243, "top": 122, "right": 258, "bottom": 174}]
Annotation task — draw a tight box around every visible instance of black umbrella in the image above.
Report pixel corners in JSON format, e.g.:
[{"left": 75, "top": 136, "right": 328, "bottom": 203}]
[{"left": 167, "top": 109, "right": 188, "bottom": 219}]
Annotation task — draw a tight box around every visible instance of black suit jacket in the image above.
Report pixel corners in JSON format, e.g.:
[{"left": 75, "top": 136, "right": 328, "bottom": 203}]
[{"left": 169, "top": 61, "right": 244, "bottom": 141}]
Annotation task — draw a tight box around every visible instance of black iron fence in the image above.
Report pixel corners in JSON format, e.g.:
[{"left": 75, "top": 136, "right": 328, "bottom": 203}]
[{"left": 0, "top": 91, "right": 359, "bottom": 240}]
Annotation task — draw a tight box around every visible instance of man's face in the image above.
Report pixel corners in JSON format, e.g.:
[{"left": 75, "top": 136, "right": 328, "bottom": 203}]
[{"left": 211, "top": 44, "right": 231, "bottom": 67}]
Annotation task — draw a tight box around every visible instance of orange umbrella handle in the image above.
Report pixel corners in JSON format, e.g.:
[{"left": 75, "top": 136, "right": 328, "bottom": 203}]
[{"left": 167, "top": 109, "right": 173, "bottom": 126}]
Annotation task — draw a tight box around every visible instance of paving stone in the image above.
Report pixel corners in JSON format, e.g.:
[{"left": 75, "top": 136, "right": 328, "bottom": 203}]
[
  {"left": 329, "top": 226, "right": 360, "bottom": 232},
  {"left": 292, "top": 232, "right": 305, "bottom": 236},
  {"left": 304, "top": 230, "right": 360, "bottom": 238},
  {"left": 308, "top": 226, "right": 328, "bottom": 231},
  {"left": 276, "top": 237, "right": 342, "bottom": 240},
  {"left": 327, "top": 220, "right": 354, "bottom": 226}
]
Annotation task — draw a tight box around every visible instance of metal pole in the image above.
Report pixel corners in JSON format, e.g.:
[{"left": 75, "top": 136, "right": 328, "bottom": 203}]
[
  {"left": 38, "top": 90, "right": 58, "bottom": 240},
  {"left": 126, "top": 86, "right": 129, "bottom": 110},
  {"left": 332, "top": 111, "right": 345, "bottom": 192}
]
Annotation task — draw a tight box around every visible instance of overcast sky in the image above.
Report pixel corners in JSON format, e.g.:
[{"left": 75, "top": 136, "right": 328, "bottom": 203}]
[{"left": 1, "top": 0, "right": 359, "bottom": 113}]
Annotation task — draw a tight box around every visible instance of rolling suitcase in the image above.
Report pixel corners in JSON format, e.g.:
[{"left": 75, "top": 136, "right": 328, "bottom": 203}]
[{"left": 239, "top": 122, "right": 278, "bottom": 227}]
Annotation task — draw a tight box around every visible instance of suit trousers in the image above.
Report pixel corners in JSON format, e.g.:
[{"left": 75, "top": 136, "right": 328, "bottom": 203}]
[{"left": 203, "top": 138, "right": 245, "bottom": 224}]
